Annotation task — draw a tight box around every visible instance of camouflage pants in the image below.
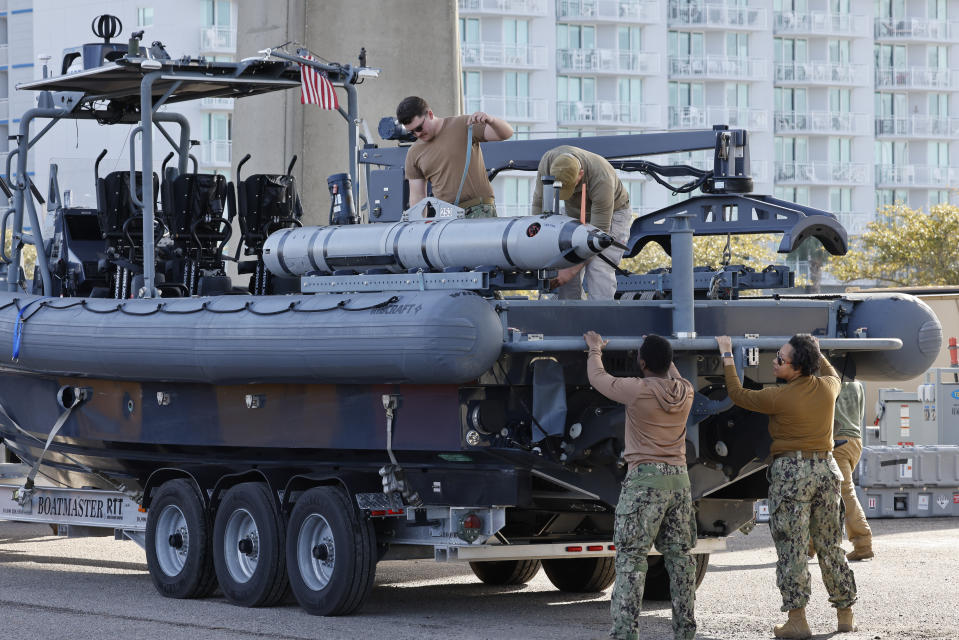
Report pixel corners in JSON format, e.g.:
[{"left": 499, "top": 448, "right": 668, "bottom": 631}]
[
  {"left": 769, "top": 455, "right": 857, "bottom": 612},
  {"left": 610, "top": 463, "right": 696, "bottom": 640},
  {"left": 463, "top": 203, "right": 497, "bottom": 218}
]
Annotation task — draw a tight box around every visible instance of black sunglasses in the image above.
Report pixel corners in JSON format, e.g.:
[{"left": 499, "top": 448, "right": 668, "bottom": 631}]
[
  {"left": 408, "top": 114, "right": 429, "bottom": 134},
  {"left": 775, "top": 350, "right": 791, "bottom": 365}
]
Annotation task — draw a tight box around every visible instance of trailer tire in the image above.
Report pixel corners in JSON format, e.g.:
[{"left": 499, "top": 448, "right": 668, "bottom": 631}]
[
  {"left": 212, "top": 482, "right": 289, "bottom": 607},
  {"left": 469, "top": 559, "right": 541, "bottom": 585},
  {"left": 145, "top": 479, "right": 217, "bottom": 599},
  {"left": 643, "top": 553, "right": 709, "bottom": 601},
  {"left": 541, "top": 556, "right": 615, "bottom": 592},
  {"left": 286, "top": 486, "right": 376, "bottom": 616}
]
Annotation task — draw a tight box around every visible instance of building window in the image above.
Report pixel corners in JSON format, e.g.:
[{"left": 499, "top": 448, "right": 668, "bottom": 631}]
[
  {"left": 204, "top": 0, "right": 232, "bottom": 27},
  {"left": 505, "top": 71, "right": 529, "bottom": 119},
  {"left": 459, "top": 17, "right": 479, "bottom": 43},
  {"left": 512, "top": 125, "right": 530, "bottom": 141},
  {"left": 829, "top": 188, "right": 851, "bottom": 213},
  {"left": 929, "top": 190, "right": 949, "bottom": 207},
  {"left": 557, "top": 24, "right": 595, "bottom": 50},
  {"left": 463, "top": 71, "right": 482, "bottom": 113},
  {"left": 501, "top": 176, "right": 531, "bottom": 217},
  {"left": 137, "top": 7, "right": 154, "bottom": 27}
]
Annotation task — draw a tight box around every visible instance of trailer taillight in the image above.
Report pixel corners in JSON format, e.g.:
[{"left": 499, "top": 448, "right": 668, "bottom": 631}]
[{"left": 462, "top": 513, "right": 482, "bottom": 530}]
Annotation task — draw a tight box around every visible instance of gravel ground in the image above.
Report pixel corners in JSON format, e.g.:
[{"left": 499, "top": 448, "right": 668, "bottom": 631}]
[{"left": 0, "top": 516, "right": 956, "bottom": 639}]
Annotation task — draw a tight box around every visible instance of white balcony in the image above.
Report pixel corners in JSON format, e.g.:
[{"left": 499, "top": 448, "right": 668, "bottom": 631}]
[
  {"left": 775, "top": 161, "right": 869, "bottom": 185},
  {"left": 557, "top": 49, "right": 660, "bottom": 75},
  {"left": 874, "top": 115, "right": 959, "bottom": 138},
  {"left": 668, "top": 105, "right": 706, "bottom": 129},
  {"left": 467, "top": 96, "right": 548, "bottom": 123},
  {"left": 200, "top": 97, "right": 235, "bottom": 110},
  {"left": 875, "top": 17, "right": 959, "bottom": 41},
  {"left": 556, "top": 0, "right": 659, "bottom": 23},
  {"left": 200, "top": 140, "right": 231, "bottom": 167},
  {"left": 667, "top": 1, "right": 767, "bottom": 29},
  {"left": 670, "top": 56, "right": 767, "bottom": 81},
  {"left": 875, "top": 66, "right": 957, "bottom": 90},
  {"left": 774, "top": 111, "right": 871, "bottom": 136},
  {"left": 458, "top": 0, "right": 548, "bottom": 15},
  {"left": 461, "top": 43, "right": 548, "bottom": 69},
  {"left": 557, "top": 101, "right": 664, "bottom": 128},
  {"left": 774, "top": 11, "right": 870, "bottom": 37},
  {"left": 199, "top": 26, "right": 236, "bottom": 53},
  {"left": 836, "top": 212, "right": 872, "bottom": 236},
  {"left": 706, "top": 106, "right": 769, "bottom": 132},
  {"left": 775, "top": 61, "right": 867, "bottom": 85},
  {"left": 875, "top": 164, "right": 959, "bottom": 187}
]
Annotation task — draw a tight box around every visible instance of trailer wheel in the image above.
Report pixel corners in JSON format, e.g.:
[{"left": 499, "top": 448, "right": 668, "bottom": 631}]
[
  {"left": 541, "top": 556, "right": 615, "bottom": 592},
  {"left": 145, "top": 479, "right": 217, "bottom": 598},
  {"left": 286, "top": 486, "right": 376, "bottom": 616},
  {"left": 212, "top": 482, "right": 288, "bottom": 607},
  {"left": 469, "top": 559, "right": 542, "bottom": 586},
  {"left": 643, "top": 553, "right": 710, "bottom": 601}
]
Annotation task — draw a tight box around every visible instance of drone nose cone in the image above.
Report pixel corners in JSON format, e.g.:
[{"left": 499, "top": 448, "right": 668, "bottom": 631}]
[{"left": 587, "top": 229, "right": 613, "bottom": 252}]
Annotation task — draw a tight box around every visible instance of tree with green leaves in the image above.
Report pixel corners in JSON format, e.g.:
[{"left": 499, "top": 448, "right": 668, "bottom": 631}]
[
  {"left": 830, "top": 203, "right": 959, "bottom": 286},
  {"left": 622, "top": 233, "right": 783, "bottom": 275}
]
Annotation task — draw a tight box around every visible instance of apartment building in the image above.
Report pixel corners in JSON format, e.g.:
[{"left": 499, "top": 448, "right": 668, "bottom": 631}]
[
  {"left": 459, "top": 0, "right": 959, "bottom": 248},
  {"left": 0, "top": 0, "right": 236, "bottom": 219}
]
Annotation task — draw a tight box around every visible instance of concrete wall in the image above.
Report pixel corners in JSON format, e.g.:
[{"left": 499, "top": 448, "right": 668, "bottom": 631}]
[{"left": 233, "top": 0, "right": 460, "bottom": 225}]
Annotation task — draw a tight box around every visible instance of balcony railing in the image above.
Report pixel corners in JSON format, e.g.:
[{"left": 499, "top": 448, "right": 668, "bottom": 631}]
[
  {"left": 461, "top": 43, "right": 548, "bottom": 69},
  {"left": 669, "top": 56, "right": 767, "bottom": 81},
  {"left": 199, "top": 26, "right": 236, "bottom": 53},
  {"left": 774, "top": 11, "right": 869, "bottom": 37},
  {"left": 200, "top": 97, "right": 235, "bottom": 110},
  {"left": 775, "top": 61, "right": 866, "bottom": 85},
  {"left": 458, "top": 0, "right": 547, "bottom": 15},
  {"left": 875, "top": 66, "right": 957, "bottom": 90},
  {"left": 466, "top": 96, "right": 549, "bottom": 122},
  {"left": 875, "top": 17, "right": 959, "bottom": 40},
  {"left": 200, "top": 140, "right": 231, "bottom": 167},
  {"left": 706, "top": 106, "right": 769, "bottom": 131},
  {"left": 668, "top": 106, "right": 706, "bottom": 129},
  {"left": 874, "top": 115, "right": 959, "bottom": 138},
  {"left": 875, "top": 164, "right": 959, "bottom": 187},
  {"left": 775, "top": 161, "right": 869, "bottom": 185},
  {"left": 556, "top": 0, "right": 659, "bottom": 23},
  {"left": 557, "top": 101, "right": 664, "bottom": 128},
  {"left": 774, "top": 111, "right": 871, "bottom": 135},
  {"left": 667, "top": 1, "right": 767, "bottom": 29},
  {"left": 557, "top": 49, "right": 660, "bottom": 74},
  {"left": 836, "top": 212, "right": 873, "bottom": 236}
]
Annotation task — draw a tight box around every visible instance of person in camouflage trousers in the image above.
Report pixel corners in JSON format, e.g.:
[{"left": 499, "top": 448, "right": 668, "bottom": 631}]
[{"left": 584, "top": 331, "right": 696, "bottom": 640}]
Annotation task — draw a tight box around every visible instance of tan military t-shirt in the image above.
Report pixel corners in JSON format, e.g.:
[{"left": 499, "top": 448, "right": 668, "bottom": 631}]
[{"left": 404, "top": 115, "right": 494, "bottom": 205}]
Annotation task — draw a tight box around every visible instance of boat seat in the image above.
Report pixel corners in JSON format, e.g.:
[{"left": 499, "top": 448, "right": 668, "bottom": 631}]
[
  {"left": 163, "top": 172, "right": 231, "bottom": 264},
  {"left": 96, "top": 170, "right": 160, "bottom": 257}
]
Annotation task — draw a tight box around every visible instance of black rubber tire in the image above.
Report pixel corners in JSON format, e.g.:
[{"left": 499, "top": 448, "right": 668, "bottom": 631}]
[
  {"left": 541, "top": 556, "right": 616, "bottom": 592},
  {"left": 643, "top": 553, "right": 710, "bottom": 601},
  {"left": 145, "top": 478, "right": 217, "bottom": 599},
  {"left": 469, "top": 559, "right": 542, "bottom": 585},
  {"left": 286, "top": 486, "right": 377, "bottom": 616},
  {"left": 212, "top": 482, "right": 289, "bottom": 607}
]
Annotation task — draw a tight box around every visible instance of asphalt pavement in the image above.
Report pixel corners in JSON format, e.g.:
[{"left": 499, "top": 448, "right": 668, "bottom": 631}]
[{"left": 0, "top": 516, "right": 956, "bottom": 639}]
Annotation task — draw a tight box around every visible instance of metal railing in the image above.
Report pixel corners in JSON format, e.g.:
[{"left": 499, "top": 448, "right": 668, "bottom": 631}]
[
  {"left": 199, "top": 26, "right": 236, "bottom": 53},
  {"left": 875, "top": 164, "right": 959, "bottom": 186},
  {"left": 774, "top": 11, "right": 869, "bottom": 36},
  {"left": 465, "top": 96, "right": 549, "bottom": 122},
  {"left": 557, "top": 49, "right": 660, "bottom": 74},
  {"left": 461, "top": 43, "right": 548, "bottom": 68},
  {"left": 557, "top": 101, "right": 664, "bottom": 128},
  {"left": 669, "top": 55, "right": 767, "bottom": 81},
  {"left": 199, "top": 140, "right": 232, "bottom": 167},
  {"left": 774, "top": 111, "right": 870, "bottom": 135},
  {"left": 875, "top": 115, "right": 959, "bottom": 137},
  {"left": 875, "top": 66, "right": 957, "bottom": 89},
  {"left": 705, "top": 106, "right": 769, "bottom": 132},
  {"left": 668, "top": 106, "right": 706, "bottom": 129},
  {"left": 874, "top": 17, "right": 959, "bottom": 40},
  {"left": 667, "top": 1, "right": 767, "bottom": 29},
  {"left": 775, "top": 161, "right": 869, "bottom": 185},
  {"left": 775, "top": 61, "right": 867, "bottom": 85},
  {"left": 458, "top": 0, "right": 548, "bottom": 15},
  {"left": 556, "top": 0, "right": 659, "bottom": 22},
  {"left": 836, "top": 212, "right": 873, "bottom": 236}
]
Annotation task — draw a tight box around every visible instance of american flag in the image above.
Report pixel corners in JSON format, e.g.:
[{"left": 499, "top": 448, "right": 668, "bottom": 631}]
[{"left": 299, "top": 55, "right": 339, "bottom": 110}]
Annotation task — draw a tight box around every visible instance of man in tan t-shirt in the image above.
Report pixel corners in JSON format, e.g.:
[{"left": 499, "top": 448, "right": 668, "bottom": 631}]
[
  {"left": 396, "top": 96, "right": 513, "bottom": 218},
  {"left": 585, "top": 331, "right": 696, "bottom": 640}
]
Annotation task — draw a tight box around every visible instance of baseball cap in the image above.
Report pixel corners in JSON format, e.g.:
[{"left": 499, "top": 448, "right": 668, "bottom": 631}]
[{"left": 550, "top": 153, "right": 582, "bottom": 201}]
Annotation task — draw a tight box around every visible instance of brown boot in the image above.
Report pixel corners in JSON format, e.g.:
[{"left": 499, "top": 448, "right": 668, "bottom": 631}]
[
  {"left": 837, "top": 607, "right": 858, "bottom": 632},
  {"left": 846, "top": 547, "right": 874, "bottom": 561},
  {"left": 774, "top": 608, "right": 812, "bottom": 639}
]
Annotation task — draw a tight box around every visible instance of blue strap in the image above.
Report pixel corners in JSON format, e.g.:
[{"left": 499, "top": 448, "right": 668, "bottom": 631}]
[
  {"left": 454, "top": 123, "right": 474, "bottom": 207},
  {"left": 12, "top": 297, "right": 48, "bottom": 360}
]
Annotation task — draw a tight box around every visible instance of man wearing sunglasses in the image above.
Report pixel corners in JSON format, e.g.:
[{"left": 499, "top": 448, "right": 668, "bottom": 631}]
[
  {"left": 715, "top": 334, "right": 857, "bottom": 639},
  {"left": 396, "top": 96, "right": 513, "bottom": 218}
]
